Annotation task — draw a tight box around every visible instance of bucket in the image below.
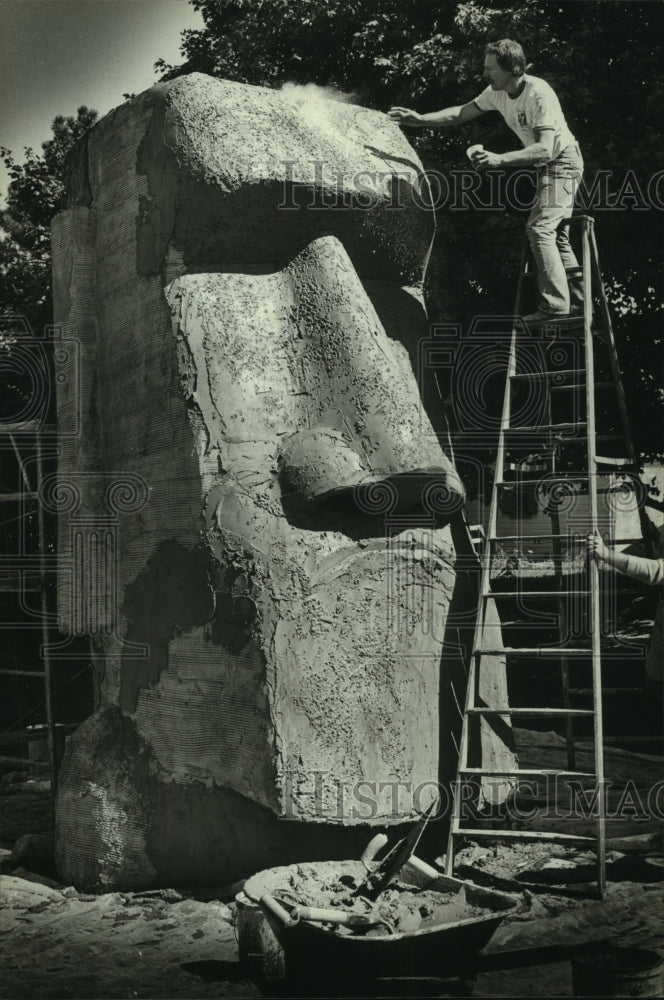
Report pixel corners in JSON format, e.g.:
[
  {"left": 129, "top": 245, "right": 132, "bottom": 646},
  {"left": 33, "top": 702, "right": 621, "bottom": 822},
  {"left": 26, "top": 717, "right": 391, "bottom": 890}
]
[{"left": 572, "top": 946, "right": 663, "bottom": 997}]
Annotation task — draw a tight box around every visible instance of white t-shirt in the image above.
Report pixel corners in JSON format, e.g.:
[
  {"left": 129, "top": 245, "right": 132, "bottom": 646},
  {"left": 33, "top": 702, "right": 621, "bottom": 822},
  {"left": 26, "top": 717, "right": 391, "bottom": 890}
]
[{"left": 474, "top": 75, "right": 576, "bottom": 161}]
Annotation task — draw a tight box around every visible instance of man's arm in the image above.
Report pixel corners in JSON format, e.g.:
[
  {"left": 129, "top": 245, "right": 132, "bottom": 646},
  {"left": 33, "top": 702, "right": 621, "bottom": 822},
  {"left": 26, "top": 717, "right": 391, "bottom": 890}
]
[
  {"left": 473, "top": 127, "right": 554, "bottom": 169},
  {"left": 388, "top": 100, "right": 484, "bottom": 128},
  {"left": 588, "top": 531, "right": 664, "bottom": 586}
]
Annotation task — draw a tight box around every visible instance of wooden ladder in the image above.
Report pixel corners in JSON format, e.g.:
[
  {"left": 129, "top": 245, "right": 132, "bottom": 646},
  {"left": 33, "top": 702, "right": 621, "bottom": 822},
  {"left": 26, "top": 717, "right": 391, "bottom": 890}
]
[
  {"left": 0, "top": 422, "right": 58, "bottom": 804},
  {"left": 444, "top": 215, "right": 648, "bottom": 897}
]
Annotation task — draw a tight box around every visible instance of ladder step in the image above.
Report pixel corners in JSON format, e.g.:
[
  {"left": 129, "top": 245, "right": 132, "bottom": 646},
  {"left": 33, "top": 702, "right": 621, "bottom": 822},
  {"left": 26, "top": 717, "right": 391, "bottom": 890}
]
[
  {"left": 452, "top": 828, "right": 596, "bottom": 844},
  {"left": 483, "top": 590, "right": 590, "bottom": 599},
  {"left": 489, "top": 534, "right": 643, "bottom": 544},
  {"left": 503, "top": 422, "right": 586, "bottom": 434},
  {"left": 570, "top": 687, "right": 643, "bottom": 696},
  {"left": 0, "top": 669, "right": 45, "bottom": 678},
  {"left": 474, "top": 647, "right": 594, "bottom": 658},
  {"left": 496, "top": 477, "right": 639, "bottom": 490},
  {"left": 519, "top": 314, "right": 586, "bottom": 327},
  {"left": 0, "top": 754, "right": 40, "bottom": 767},
  {"left": 459, "top": 768, "right": 595, "bottom": 779},
  {"left": 0, "top": 492, "right": 39, "bottom": 502},
  {"left": 490, "top": 533, "right": 582, "bottom": 542},
  {"left": 466, "top": 707, "right": 594, "bottom": 717},
  {"left": 549, "top": 382, "right": 613, "bottom": 392},
  {"left": 603, "top": 736, "right": 663, "bottom": 746},
  {"left": 595, "top": 455, "right": 636, "bottom": 468},
  {"left": 502, "top": 433, "right": 625, "bottom": 444},
  {"left": 496, "top": 478, "right": 589, "bottom": 488},
  {"left": 511, "top": 369, "right": 584, "bottom": 382},
  {"left": 523, "top": 266, "right": 584, "bottom": 278}
]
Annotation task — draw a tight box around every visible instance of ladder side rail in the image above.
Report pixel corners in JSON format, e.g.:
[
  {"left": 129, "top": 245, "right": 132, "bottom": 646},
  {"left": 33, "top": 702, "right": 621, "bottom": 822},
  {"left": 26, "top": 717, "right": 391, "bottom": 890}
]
[
  {"left": 588, "top": 229, "right": 636, "bottom": 465},
  {"left": 583, "top": 219, "right": 607, "bottom": 895},
  {"left": 36, "top": 434, "right": 57, "bottom": 809},
  {"left": 1, "top": 429, "right": 57, "bottom": 810}
]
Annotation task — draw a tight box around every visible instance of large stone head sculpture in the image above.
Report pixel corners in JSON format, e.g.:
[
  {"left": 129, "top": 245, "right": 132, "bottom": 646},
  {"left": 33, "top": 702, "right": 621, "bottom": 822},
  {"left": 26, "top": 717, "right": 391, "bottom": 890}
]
[{"left": 52, "top": 75, "right": 469, "bottom": 890}]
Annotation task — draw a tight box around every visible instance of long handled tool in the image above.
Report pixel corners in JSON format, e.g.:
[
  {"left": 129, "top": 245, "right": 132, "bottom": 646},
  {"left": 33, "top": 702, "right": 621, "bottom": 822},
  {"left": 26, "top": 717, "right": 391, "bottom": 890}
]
[
  {"left": 355, "top": 797, "right": 439, "bottom": 900},
  {"left": 260, "top": 893, "right": 395, "bottom": 934}
]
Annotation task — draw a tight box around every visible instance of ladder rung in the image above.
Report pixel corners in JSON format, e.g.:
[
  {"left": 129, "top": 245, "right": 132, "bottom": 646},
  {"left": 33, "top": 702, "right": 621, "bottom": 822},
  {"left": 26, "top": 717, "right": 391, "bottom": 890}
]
[
  {"left": 484, "top": 590, "right": 590, "bottom": 599},
  {"left": 0, "top": 669, "right": 45, "bottom": 677},
  {"left": 496, "top": 477, "right": 639, "bottom": 491},
  {"left": 523, "top": 266, "right": 584, "bottom": 278},
  {"left": 452, "top": 828, "right": 596, "bottom": 844},
  {"left": 503, "top": 434, "right": 625, "bottom": 445},
  {"left": 510, "top": 368, "right": 584, "bottom": 382},
  {"left": 603, "top": 736, "right": 663, "bottom": 745},
  {"left": 595, "top": 455, "right": 636, "bottom": 468},
  {"left": 0, "top": 754, "right": 39, "bottom": 767},
  {"left": 489, "top": 534, "right": 642, "bottom": 544},
  {"left": 550, "top": 382, "right": 613, "bottom": 392},
  {"left": 520, "top": 314, "right": 586, "bottom": 327},
  {"left": 496, "top": 477, "right": 588, "bottom": 487},
  {"left": 570, "top": 687, "right": 643, "bottom": 696},
  {"left": 0, "top": 492, "right": 39, "bottom": 501},
  {"left": 490, "top": 533, "right": 582, "bottom": 542},
  {"left": 459, "top": 768, "right": 595, "bottom": 779},
  {"left": 466, "top": 707, "right": 594, "bottom": 717},
  {"left": 474, "top": 647, "right": 594, "bottom": 658},
  {"left": 0, "top": 421, "right": 42, "bottom": 433},
  {"left": 503, "top": 422, "right": 586, "bottom": 434}
]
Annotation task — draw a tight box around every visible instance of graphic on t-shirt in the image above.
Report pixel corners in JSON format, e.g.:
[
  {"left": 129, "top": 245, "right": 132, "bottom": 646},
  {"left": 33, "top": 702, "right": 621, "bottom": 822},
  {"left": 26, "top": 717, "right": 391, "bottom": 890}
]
[{"left": 518, "top": 110, "right": 527, "bottom": 127}]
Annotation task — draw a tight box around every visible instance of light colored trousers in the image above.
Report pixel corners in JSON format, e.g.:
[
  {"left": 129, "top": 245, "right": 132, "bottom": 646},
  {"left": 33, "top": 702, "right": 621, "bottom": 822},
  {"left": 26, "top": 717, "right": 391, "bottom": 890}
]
[{"left": 526, "top": 142, "right": 584, "bottom": 315}]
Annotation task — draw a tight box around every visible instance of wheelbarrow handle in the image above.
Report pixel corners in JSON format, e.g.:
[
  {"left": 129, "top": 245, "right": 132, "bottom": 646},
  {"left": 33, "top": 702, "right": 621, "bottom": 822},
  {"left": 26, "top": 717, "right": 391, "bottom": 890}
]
[
  {"left": 294, "top": 906, "right": 376, "bottom": 927},
  {"left": 260, "top": 892, "right": 299, "bottom": 927},
  {"left": 360, "top": 833, "right": 388, "bottom": 869}
]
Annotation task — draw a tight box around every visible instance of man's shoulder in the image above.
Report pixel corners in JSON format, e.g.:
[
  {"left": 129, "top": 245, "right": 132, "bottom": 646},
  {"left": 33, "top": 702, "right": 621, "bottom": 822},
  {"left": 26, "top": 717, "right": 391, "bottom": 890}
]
[
  {"left": 523, "top": 74, "right": 559, "bottom": 100},
  {"left": 475, "top": 84, "right": 502, "bottom": 108}
]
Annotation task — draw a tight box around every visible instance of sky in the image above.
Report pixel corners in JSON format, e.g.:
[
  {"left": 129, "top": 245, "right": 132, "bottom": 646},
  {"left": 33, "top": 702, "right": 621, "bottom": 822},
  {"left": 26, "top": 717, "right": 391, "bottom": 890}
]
[{"left": 0, "top": 0, "right": 204, "bottom": 201}]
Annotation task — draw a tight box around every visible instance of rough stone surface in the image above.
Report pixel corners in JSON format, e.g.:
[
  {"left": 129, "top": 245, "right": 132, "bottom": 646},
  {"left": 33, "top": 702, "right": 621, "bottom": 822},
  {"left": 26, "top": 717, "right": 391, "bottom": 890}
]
[{"left": 51, "top": 74, "right": 514, "bottom": 890}]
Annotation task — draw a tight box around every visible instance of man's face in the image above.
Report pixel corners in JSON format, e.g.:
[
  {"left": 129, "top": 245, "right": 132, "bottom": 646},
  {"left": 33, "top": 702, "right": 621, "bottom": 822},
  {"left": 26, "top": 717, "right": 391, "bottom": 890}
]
[{"left": 483, "top": 53, "right": 513, "bottom": 91}]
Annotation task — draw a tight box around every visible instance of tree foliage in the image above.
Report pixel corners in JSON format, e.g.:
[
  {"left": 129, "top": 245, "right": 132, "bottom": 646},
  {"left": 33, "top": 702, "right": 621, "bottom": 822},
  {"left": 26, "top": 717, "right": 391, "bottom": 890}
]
[
  {"left": 0, "top": 107, "right": 98, "bottom": 335},
  {"left": 163, "top": 0, "right": 663, "bottom": 459}
]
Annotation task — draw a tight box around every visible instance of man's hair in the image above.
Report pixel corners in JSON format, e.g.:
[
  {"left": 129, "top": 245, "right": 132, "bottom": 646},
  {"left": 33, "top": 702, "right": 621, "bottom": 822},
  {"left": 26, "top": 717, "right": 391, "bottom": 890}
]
[{"left": 485, "top": 39, "right": 526, "bottom": 76}]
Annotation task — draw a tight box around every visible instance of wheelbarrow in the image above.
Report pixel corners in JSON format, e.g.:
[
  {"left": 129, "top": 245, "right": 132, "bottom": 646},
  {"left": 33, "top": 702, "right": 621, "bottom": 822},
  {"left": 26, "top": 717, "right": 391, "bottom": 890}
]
[{"left": 235, "top": 854, "right": 518, "bottom": 988}]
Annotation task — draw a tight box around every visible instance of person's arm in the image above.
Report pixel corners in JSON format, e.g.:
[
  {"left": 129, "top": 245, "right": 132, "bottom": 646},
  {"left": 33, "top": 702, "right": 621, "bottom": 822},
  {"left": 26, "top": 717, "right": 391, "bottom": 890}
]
[
  {"left": 588, "top": 531, "right": 664, "bottom": 585},
  {"left": 473, "top": 127, "right": 554, "bottom": 168},
  {"left": 388, "top": 100, "right": 484, "bottom": 128}
]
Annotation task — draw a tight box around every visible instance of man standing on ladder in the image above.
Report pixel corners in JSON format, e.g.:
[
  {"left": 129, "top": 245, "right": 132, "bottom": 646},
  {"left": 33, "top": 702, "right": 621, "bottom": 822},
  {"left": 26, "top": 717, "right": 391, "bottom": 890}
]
[{"left": 389, "top": 38, "right": 584, "bottom": 324}]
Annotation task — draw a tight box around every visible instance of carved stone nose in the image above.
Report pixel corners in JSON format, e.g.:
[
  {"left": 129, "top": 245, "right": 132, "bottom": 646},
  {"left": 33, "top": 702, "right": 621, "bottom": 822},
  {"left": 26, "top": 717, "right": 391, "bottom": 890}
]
[{"left": 278, "top": 426, "right": 369, "bottom": 504}]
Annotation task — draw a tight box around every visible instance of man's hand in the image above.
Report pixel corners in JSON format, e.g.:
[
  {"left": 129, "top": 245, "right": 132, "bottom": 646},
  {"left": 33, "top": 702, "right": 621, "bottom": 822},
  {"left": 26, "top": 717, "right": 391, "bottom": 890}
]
[
  {"left": 388, "top": 107, "right": 423, "bottom": 127},
  {"left": 471, "top": 149, "right": 503, "bottom": 169},
  {"left": 587, "top": 530, "right": 612, "bottom": 565}
]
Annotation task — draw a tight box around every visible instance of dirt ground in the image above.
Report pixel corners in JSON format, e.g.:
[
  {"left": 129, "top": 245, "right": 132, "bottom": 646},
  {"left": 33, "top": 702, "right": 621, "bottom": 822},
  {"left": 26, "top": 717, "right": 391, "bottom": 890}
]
[
  {"left": 1, "top": 837, "right": 663, "bottom": 999},
  {"left": 1, "top": 728, "right": 662, "bottom": 999}
]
